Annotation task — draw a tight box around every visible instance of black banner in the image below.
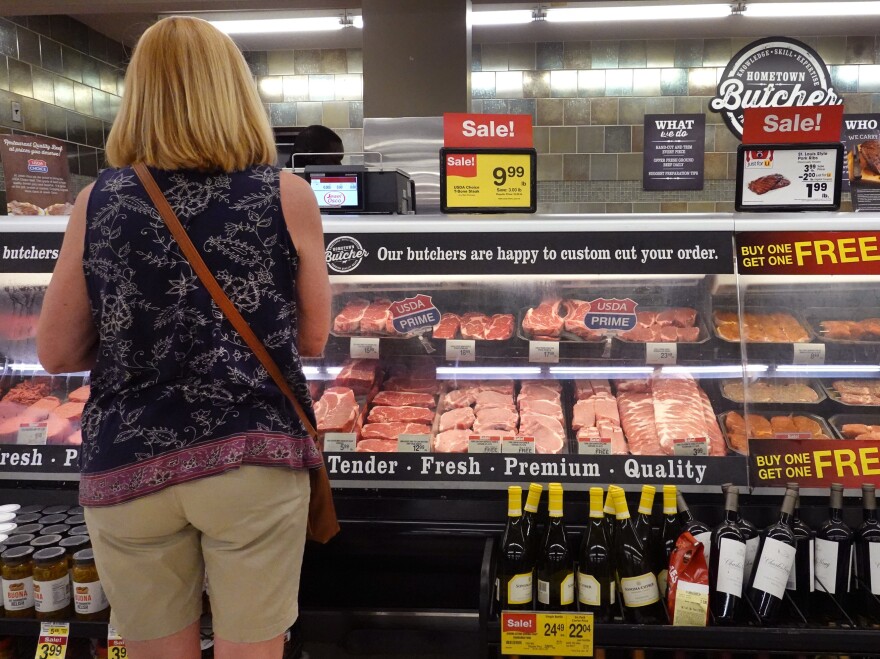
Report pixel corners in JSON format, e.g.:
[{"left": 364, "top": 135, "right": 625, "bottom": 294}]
[
  {"left": 325, "top": 453, "right": 748, "bottom": 488},
  {"left": 324, "top": 231, "right": 734, "bottom": 276},
  {"left": 643, "top": 114, "right": 705, "bottom": 191},
  {"left": 0, "top": 445, "right": 79, "bottom": 478},
  {"left": 0, "top": 232, "right": 63, "bottom": 273}
]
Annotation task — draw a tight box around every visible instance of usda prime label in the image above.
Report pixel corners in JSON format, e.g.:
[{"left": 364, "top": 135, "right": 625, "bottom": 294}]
[
  {"left": 585, "top": 298, "right": 638, "bottom": 332},
  {"left": 389, "top": 294, "right": 440, "bottom": 334}
]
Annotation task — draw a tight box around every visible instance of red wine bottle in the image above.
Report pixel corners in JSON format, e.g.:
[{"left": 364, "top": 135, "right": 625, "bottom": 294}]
[
  {"left": 747, "top": 487, "right": 798, "bottom": 624},
  {"left": 709, "top": 486, "right": 746, "bottom": 624},
  {"left": 677, "top": 490, "right": 711, "bottom": 558},
  {"left": 854, "top": 483, "right": 880, "bottom": 623},
  {"left": 785, "top": 483, "right": 815, "bottom": 622},
  {"left": 497, "top": 486, "right": 534, "bottom": 610},
  {"left": 536, "top": 483, "right": 574, "bottom": 611},
  {"left": 814, "top": 483, "right": 854, "bottom": 621},
  {"left": 723, "top": 482, "right": 759, "bottom": 582},
  {"left": 577, "top": 487, "right": 615, "bottom": 622}
]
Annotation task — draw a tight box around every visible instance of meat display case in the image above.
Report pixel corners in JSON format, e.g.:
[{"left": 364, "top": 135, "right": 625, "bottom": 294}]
[{"left": 0, "top": 212, "right": 879, "bottom": 656}]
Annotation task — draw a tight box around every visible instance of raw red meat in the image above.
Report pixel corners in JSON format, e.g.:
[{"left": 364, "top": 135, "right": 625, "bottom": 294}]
[
  {"left": 618, "top": 391, "right": 661, "bottom": 455},
  {"left": 53, "top": 402, "right": 85, "bottom": 424},
  {"left": 485, "top": 314, "right": 515, "bottom": 341},
  {"left": 522, "top": 299, "right": 564, "bottom": 338},
  {"left": 617, "top": 379, "right": 651, "bottom": 394},
  {"left": 442, "top": 388, "right": 475, "bottom": 409},
  {"left": 359, "top": 299, "right": 392, "bottom": 334},
  {"left": 698, "top": 389, "right": 727, "bottom": 456},
  {"left": 563, "top": 300, "right": 603, "bottom": 340},
  {"left": 372, "top": 391, "right": 436, "bottom": 408},
  {"left": 45, "top": 415, "right": 73, "bottom": 445},
  {"left": 636, "top": 311, "right": 657, "bottom": 327},
  {"left": 473, "top": 407, "right": 517, "bottom": 433},
  {"left": 432, "top": 313, "right": 461, "bottom": 340},
  {"left": 574, "top": 379, "right": 613, "bottom": 400},
  {"left": 572, "top": 399, "right": 596, "bottom": 430},
  {"left": 361, "top": 422, "right": 432, "bottom": 441},
  {"left": 659, "top": 326, "right": 679, "bottom": 342},
  {"left": 656, "top": 308, "right": 698, "bottom": 328},
  {"left": 619, "top": 326, "right": 657, "bottom": 342},
  {"left": 67, "top": 386, "right": 91, "bottom": 403},
  {"left": 518, "top": 413, "right": 565, "bottom": 454},
  {"left": 367, "top": 406, "right": 434, "bottom": 425},
  {"left": 517, "top": 384, "right": 561, "bottom": 404},
  {"left": 315, "top": 387, "right": 359, "bottom": 433},
  {"left": 24, "top": 397, "right": 61, "bottom": 420},
  {"left": 433, "top": 428, "right": 472, "bottom": 453},
  {"left": 66, "top": 429, "right": 82, "bottom": 445},
  {"left": 356, "top": 439, "right": 398, "bottom": 452},
  {"left": 439, "top": 407, "right": 475, "bottom": 432},
  {"left": 333, "top": 298, "right": 370, "bottom": 334},
  {"left": 474, "top": 390, "right": 515, "bottom": 412},
  {"left": 383, "top": 377, "right": 439, "bottom": 394},
  {"left": 470, "top": 380, "right": 515, "bottom": 395},
  {"left": 597, "top": 424, "right": 627, "bottom": 455},
  {"left": 653, "top": 375, "right": 711, "bottom": 455},
  {"left": 519, "top": 399, "right": 563, "bottom": 423},
  {"left": 3, "top": 381, "right": 51, "bottom": 406},
  {"left": 335, "top": 360, "right": 378, "bottom": 395}
]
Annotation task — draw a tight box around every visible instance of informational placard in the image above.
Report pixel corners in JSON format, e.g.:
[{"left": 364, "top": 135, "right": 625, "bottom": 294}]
[
  {"left": 841, "top": 114, "right": 880, "bottom": 193},
  {"left": 35, "top": 622, "right": 69, "bottom": 659},
  {"left": 749, "top": 439, "right": 880, "bottom": 487},
  {"left": 324, "top": 433, "right": 357, "bottom": 452},
  {"left": 446, "top": 339, "right": 476, "bottom": 362},
  {"left": 793, "top": 343, "right": 825, "bottom": 365},
  {"left": 350, "top": 337, "right": 380, "bottom": 359},
  {"left": 736, "top": 231, "right": 880, "bottom": 276},
  {"left": 398, "top": 434, "right": 431, "bottom": 453},
  {"left": 643, "top": 114, "right": 705, "bottom": 191},
  {"left": 443, "top": 113, "right": 534, "bottom": 149},
  {"left": 502, "top": 437, "right": 536, "bottom": 454},
  {"left": 735, "top": 144, "right": 843, "bottom": 212},
  {"left": 0, "top": 136, "right": 73, "bottom": 216},
  {"left": 577, "top": 435, "right": 612, "bottom": 456},
  {"left": 501, "top": 611, "right": 593, "bottom": 657},
  {"left": 529, "top": 340, "right": 559, "bottom": 363},
  {"left": 17, "top": 421, "right": 48, "bottom": 446},
  {"left": 674, "top": 437, "right": 709, "bottom": 457},
  {"left": 440, "top": 148, "right": 537, "bottom": 213},
  {"left": 646, "top": 343, "right": 677, "bottom": 365},
  {"left": 468, "top": 436, "right": 501, "bottom": 454}
]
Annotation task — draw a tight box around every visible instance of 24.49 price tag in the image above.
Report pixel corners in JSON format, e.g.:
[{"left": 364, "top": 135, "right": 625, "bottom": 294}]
[
  {"left": 501, "top": 611, "right": 594, "bottom": 657},
  {"left": 35, "top": 622, "right": 69, "bottom": 659}
]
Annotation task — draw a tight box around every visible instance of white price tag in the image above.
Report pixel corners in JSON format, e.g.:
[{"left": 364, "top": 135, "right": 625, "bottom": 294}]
[
  {"left": 324, "top": 433, "right": 357, "bottom": 452},
  {"left": 36, "top": 622, "right": 69, "bottom": 659},
  {"left": 793, "top": 343, "right": 825, "bottom": 365},
  {"left": 502, "top": 436, "right": 536, "bottom": 454},
  {"left": 673, "top": 436, "right": 708, "bottom": 456},
  {"left": 17, "top": 422, "right": 48, "bottom": 446},
  {"left": 578, "top": 437, "right": 612, "bottom": 456},
  {"left": 350, "top": 337, "right": 380, "bottom": 359},
  {"left": 446, "top": 339, "right": 476, "bottom": 362},
  {"left": 468, "top": 436, "right": 502, "bottom": 453},
  {"left": 646, "top": 342, "right": 677, "bottom": 365},
  {"left": 772, "top": 432, "right": 812, "bottom": 440},
  {"left": 108, "top": 625, "right": 127, "bottom": 658},
  {"left": 398, "top": 434, "right": 431, "bottom": 452},
  {"left": 529, "top": 340, "right": 559, "bottom": 364}
]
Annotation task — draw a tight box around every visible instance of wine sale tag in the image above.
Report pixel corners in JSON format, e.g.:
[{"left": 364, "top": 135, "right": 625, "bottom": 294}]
[
  {"left": 501, "top": 611, "right": 593, "bottom": 657},
  {"left": 35, "top": 622, "right": 69, "bottom": 659},
  {"left": 108, "top": 625, "right": 128, "bottom": 658},
  {"left": 672, "top": 581, "right": 709, "bottom": 627}
]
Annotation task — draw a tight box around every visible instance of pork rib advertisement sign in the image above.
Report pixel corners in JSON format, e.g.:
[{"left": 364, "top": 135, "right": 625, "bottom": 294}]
[
  {"left": 0, "top": 136, "right": 73, "bottom": 216},
  {"left": 711, "top": 37, "right": 843, "bottom": 140},
  {"left": 642, "top": 114, "right": 705, "bottom": 191}
]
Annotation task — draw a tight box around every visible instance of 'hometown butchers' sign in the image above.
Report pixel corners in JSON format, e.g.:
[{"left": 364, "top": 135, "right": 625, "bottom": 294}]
[{"left": 711, "top": 36, "right": 843, "bottom": 140}]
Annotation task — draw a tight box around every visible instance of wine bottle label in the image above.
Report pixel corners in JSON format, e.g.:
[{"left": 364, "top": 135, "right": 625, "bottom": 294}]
[
  {"left": 610, "top": 580, "right": 616, "bottom": 605},
  {"left": 620, "top": 572, "right": 660, "bottom": 607},
  {"left": 786, "top": 557, "right": 796, "bottom": 590},
  {"left": 560, "top": 572, "right": 575, "bottom": 605},
  {"left": 494, "top": 577, "right": 499, "bottom": 602},
  {"left": 2, "top": 576, "right": 34, "bottom": 611},
  {"left": 744, "top": 537, "right": 760, "bottom": 582},
  {"left": 34, "top": 574, "right": 70, "bottom": 613},
  {"left": 716, "top": 537, "right": 746, "bottom": 597},
  {"left": 752, "top": 537, "right": 795, "bottom": 600},
  {"left": 658, "top": 569, "right": 668, "bottom": 598},
  {"left": 870, "top": 543, "right": 880, "bottom": 596},
  {"left": 815, "top": 538, "right": 840, "bottom": 595},
  {"left": 538, "top": 579, "right": 550, "bottom": 605},
  {"left": 577, "top": 572, "right": 600, "bottom": 606},
  {"left": 507, "top": 572, "right": 533, "bottom": 605},
  {"left": 695, "top": 531, "right": 712, "bottom": 561},
  {"left": 809, "top": 538, "right": 816, "bottom": 593}
]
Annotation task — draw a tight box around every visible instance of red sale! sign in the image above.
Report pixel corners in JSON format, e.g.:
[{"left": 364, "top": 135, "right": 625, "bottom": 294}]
[
  {"left": 443, "top": 113, "right": 533, "bottom": 148},
  {"left": 742, "top": 105, "right": 843, "bottom": 144}
]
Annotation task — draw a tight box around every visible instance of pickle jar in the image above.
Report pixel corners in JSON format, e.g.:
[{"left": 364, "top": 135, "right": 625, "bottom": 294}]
[
  {"left": 38, "top": 514, "right": 66, "bottom": 526},
  {"left": 2, "top": 534, "right": 34, "bottom": 549},
  {"left": 30, "top": 535, "right": 62, "bottom": 551},
  {"left": 41, "top": 505, "right": 70, "bottom": 516},
  {"left": 13, "top": 513, "right": 40, "bottom": 524},
  {"left": 40, "top": 524, "right": 70, "bottom": 537},
  {"left": 15, "top": 524, "right": 43, "bottom": 536},
  {"left": 59, "top": 536, "right": 90, "bottom": 568},
  {"left": 33, "top": 546, "right": 71, "bottom": 619},
  {"left": 69, "top": 525, "right": 89, "bottom": 537},
  {"left": 71, "top": 549, "right": 109, "bottom": 621},
  {"left": 66, "top": 515, "right": 86, "bottom": 526},
  {"left": 18, "top": 505, "right": 44, "bottom": 515},
  {"left": 1, "top": 545, "right": 35, "bottom": 617}
]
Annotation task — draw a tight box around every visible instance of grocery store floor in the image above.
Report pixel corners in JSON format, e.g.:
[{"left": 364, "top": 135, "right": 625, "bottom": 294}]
[{"left": 302, "top": 646, "right": 466, "bottom": 659}]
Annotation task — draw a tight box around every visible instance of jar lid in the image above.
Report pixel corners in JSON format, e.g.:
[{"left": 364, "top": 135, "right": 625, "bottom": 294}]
[
  {"left": 38, "top": 514, "right": 67, "bottom": 525},
  {"left": 30, "top": 535, "right": 61, "bottom": 548},
  {"left": 40, "top": 524, "right": 70, "bottom": 536},
  {"left": 14, "top": 513, "right": 41, "bottom": 524},
  {"left": 67, "top": 507, "right": 84, "bottom": 516},
  {"left": 72, "top": 548, "right": 95, "bottom": 564},
  {"left": 17, "top": 504, "right": 44, "bottom": 515},
  {"left": 59, "top": 536, "right": 89, "bottom": 550},
  {"left": 69, "top": 525, "right": 89, "bottom": 536},
  {"left": 41, "top": 505, "right": 70, "bottom": 516},
  {"left": 34, "top": 546, "right": 66, "bottom": 564},
  {"left": 15, "top": 524, "right": 43, "bottom": 535},
  {"left": 0, "top": 512, "right": 16, "bottom": 524},
  {"left": 3, "top": 534, "right": 35, "bottom": 547},
  {"left": 66, "top": 515, "right": 85, "bottom": 525},
  {"left": 0, "top": 504, "right": 20, "bottom": 514},
  {"left": 1, "top": 545, "right": 35, "bottom": 563},
  {"left": 0, "top": 535, "right": 8, "bottom": 545},
  {"left": 0, "top": 523, "right": 18, "bottom": 535}
]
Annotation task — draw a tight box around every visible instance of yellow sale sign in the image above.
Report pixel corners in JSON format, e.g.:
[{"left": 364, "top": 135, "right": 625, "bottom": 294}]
[
  {"left": 441, "top": 149, "right": 536, "bottom": 212},
  {"left": 501, "top": 611, "right": 594, "bottom": 657}
]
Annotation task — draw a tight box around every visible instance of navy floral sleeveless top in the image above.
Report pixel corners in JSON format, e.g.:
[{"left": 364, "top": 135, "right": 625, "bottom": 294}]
[{"left": 79, "top": 165, "right": 321, "bottom": 506}]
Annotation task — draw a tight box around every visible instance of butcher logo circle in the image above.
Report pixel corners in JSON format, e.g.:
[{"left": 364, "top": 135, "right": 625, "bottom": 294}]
[
  {"left": 325, "top": 236, "right": 369, "bottom": 273},
  {"left": 710, "top": 36, "right": 843, "bottom": 139}
]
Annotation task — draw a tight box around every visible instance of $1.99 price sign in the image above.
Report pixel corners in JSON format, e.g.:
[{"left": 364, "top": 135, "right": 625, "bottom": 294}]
[
  {"left": 440, "top": 148, "right": 537, "bottom": 213},
  {"left": 35, "top": 622, "right": 69, "bottom": 659},
  {"left": 501, "top": 611, "right": 594, "bottom": 657}
]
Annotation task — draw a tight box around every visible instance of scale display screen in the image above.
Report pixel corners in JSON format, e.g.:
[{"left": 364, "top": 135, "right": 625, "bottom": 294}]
[{"left": 310, "top": 174, "right": 364, "bottom": 210}]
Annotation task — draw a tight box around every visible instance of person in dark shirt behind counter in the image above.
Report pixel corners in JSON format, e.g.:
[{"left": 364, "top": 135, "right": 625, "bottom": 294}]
[{"left": 287, "top": 124, "right": 344, "bottom": 168}]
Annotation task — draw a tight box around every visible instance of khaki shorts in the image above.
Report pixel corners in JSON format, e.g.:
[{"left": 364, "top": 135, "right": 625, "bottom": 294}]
[{"left": 84, "top": 466, "right": 310, "bottom": 643}]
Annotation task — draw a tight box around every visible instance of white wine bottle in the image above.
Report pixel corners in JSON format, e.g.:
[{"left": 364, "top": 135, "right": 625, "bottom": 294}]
[
  {"left": 522, "top": 482, "right": 544, "bottom": 555},
  {"left": 577, "top": 487, "right": 615, "bottom": 622},
  {"left": 657, "top": 485, "right": 681, "bottom": 599},
  {"left": 536, "top": 483, "right": 574, "bottom": 611},
  {"left": 498, "top": 486, "right": 534, "bottom": 611}
]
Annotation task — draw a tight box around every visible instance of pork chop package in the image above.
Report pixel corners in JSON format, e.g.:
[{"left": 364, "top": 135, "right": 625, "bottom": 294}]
[{"left": 666, "top": 531, "right": 710, "bottom": 626}]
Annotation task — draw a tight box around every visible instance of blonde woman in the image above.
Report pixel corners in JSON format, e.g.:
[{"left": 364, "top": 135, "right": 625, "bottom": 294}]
[{"left": 37, "top": 16, "right": 330, "bottom": 659}]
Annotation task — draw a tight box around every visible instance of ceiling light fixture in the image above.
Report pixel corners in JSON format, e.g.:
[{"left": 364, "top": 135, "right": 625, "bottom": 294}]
[
  {"left": 545, "top": 4, "right": 731, "bottom": 22},
  {"left": 469, "top": 9, "right": 534, "bottom": 26},
  {"left": 208, "top": 13, "right": 363, "bottom": 34},
  {"left": 744, "top": 1, "right": 880, "bottom": 17}
]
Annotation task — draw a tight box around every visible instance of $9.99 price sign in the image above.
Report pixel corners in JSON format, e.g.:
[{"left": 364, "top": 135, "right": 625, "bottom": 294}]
[
  {"left": 440, "top": 148, "right": 537, "bottom": 213},
  {"left": 501, "top": 611, "right": 594, "bottom": 657},
  {"left": 35, "top": 622, "right": 69, "bottom": 659}
]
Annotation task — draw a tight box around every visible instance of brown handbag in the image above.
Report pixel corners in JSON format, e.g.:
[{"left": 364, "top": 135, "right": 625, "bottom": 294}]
[{"left": 133, "top": 163, "right": 340, "bottom": 544}]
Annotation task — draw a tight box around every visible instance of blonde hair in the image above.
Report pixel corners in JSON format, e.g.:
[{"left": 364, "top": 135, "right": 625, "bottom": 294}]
[{"left": 106, "top": 16, "right": 276, "bottom": 171}]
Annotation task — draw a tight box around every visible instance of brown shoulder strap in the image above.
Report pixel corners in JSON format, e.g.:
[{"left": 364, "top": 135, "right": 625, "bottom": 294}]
[{"left": 132, "top": 163, "right": 318, "bottom": 439}]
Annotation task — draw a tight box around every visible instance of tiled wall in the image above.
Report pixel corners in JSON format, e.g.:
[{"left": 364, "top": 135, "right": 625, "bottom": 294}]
[{"left": 0, "top": 15, "right": 127, "bottom": 203}]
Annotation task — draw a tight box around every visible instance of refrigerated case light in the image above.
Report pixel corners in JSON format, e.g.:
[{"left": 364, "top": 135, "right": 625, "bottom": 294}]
[
  {"left": 469, "top": 10, "right": 534, "bottom": 25},
  {"left": 662, "top": 364, "right": 768, "bottom": 376},
  {"left": 436, "top": 366, "right": 543, "bottom": 376},
  {"left": 744, "top": 2, "right": 880, "bottom": 17},
  {"left": 208, "top": 14, "right": 363, "bottom": 34},
  {"left": 776, "top": 364, "right": 880, "bottom": 373},
  {"left": 549, "top": 366, "right": 655, "bottom": 376},
  {"left": 545, "top": 4, "right": 731, "bottom": 21}
]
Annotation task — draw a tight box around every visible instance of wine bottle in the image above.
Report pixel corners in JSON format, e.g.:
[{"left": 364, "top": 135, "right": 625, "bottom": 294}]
[
  {"left": 497, "top": 486, "right": 534, "bottom": 611},
  {"left": 657, "top": 485, "right": 681, "bottom": 599},
  {"left": 722, "top": 482, "right": 759, "bottom": 581},
  {"left": 814, "top": 483, "right": 854, "bottom": 621},
  {"left": 536, "top": 483, "right": 574, "bottom": 611},
  {"left": 612, "top": 487, "right": 665, "bottom": 623},
  {"left": 577, "top": 487, "right": 615, "bottom": 622},
  {"left": 677, "top": 490, "right": 712, "bottom": 559},
  {"left": 785, "top": 483, "right": 814, "bottom": 622},
  {"left": 634, "top": 485, "right": 656, "bottom": 553},
  {"left": 709, "top": 486, "right": 746, "bottom": 624},
  {"left": 604, "top": 486, "right": 619, "bottom": 548},
  {"left": 522, "top": 482, "right": 544, "bottom": 554},
  {"left": 747, "top": 487, "right": 798, "bottom": 624},
  {"left": 854, "top": 483, "right": 880, "bottom": 623}
]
